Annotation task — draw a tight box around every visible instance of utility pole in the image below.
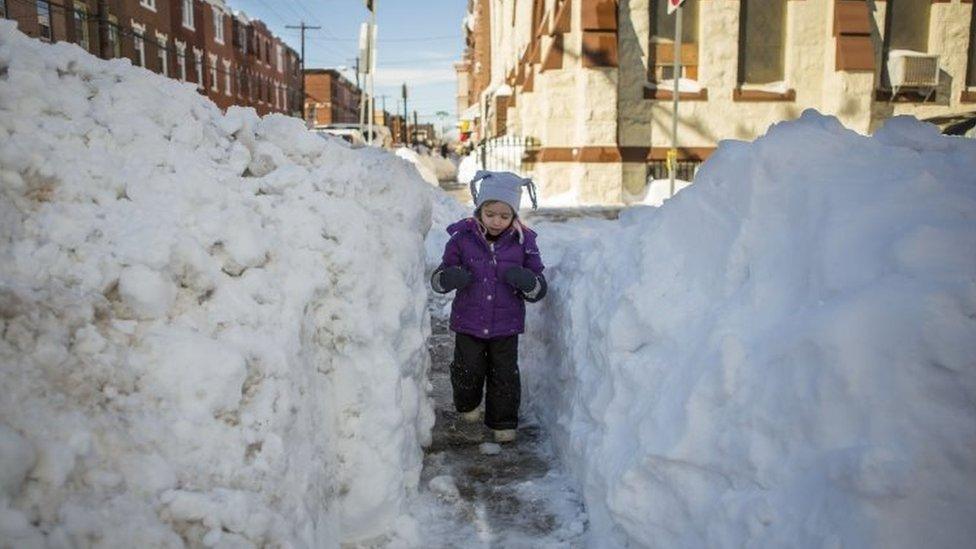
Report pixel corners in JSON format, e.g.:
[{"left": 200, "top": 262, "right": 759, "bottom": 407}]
[
  {"left": 402, "top": 83, "right": 409, "bottom": 144},
  {"left": 368, "top": 4, "right": 377, "bottom": 146},
  {"left": 666, "top": 0, "right": 686, "bottom": 198},
  {"left": 357, "top": 55, "right": 365, "bottom": 128},
  {"left": 285, "top": 21, "right": 321, "bottom": 123}
]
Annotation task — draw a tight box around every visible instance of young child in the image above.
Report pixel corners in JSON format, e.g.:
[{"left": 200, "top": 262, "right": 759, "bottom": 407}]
[{"left": 431, "top": 170, "right": 547, "bottom": 443}]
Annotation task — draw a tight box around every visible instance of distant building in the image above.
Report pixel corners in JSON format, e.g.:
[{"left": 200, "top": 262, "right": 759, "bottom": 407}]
[
  {"left": 412, "top": 123, "right": 437, "bottom": 144},
  {"left": 304, "top": 69, "right": 362, "bottom": 126},
  {"left": 459, "top": 0, "right": 976, "bottom": 205},
  {"left": 2, "top": 0, "right": 301, "bottom": 117}
]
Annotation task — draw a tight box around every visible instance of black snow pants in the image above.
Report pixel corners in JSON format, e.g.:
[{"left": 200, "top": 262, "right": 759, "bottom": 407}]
[{"left": 451, "top": 332, "right": 520, "bottom": 430}]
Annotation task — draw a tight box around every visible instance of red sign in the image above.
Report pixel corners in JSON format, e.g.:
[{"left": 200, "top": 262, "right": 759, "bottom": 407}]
[{"left": 667, "top": 0, "right": 686, "bottom": 14}]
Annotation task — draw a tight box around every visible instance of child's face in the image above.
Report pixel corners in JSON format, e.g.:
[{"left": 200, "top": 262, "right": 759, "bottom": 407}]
[{"left": 479, "top": 201, "right": 515, "bottom": 236}]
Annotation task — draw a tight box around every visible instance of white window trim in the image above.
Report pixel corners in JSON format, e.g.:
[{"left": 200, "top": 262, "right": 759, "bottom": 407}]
[
  {"left": 193, "top": 47, "right": 203, "bottom": 89},
  {"left": 139, "top": 0, "right": 156, "bottom": 13},
  {"left": 182, "top": 0, "right": 194, "bottom": 30},
  {"left": 213, "top": 11, "right": 224, "bottom": 45},
  {"left": 276, "top": 44, "right": 283, "bottom": 73},
  {"left": 155, "top": 31, "right": 168, "bottom": 76},
  {"left": 175, "top": 40, "right": 187, "bottom": 81},
  {"left": 222, "top": 59, "right": 232, "bottom": 96},
  {"left": 131, "top": 20, "right": 147, "bottom": 68},
  {"left": 208, "top": 53, "right": 218, "bottom": 91},
  {"left": 73, "top": 3, "right": 90, "bottom": 50}
]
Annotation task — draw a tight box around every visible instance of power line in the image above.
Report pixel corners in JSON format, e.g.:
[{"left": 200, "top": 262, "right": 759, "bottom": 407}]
[{"left": 294, "top": 34, "right": 459, "bottom": 43}]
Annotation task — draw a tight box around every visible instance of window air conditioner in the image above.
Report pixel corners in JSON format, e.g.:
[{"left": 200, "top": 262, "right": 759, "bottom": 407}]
[{"left": 887, "top": 50, "right": 940, "bottom": 99}]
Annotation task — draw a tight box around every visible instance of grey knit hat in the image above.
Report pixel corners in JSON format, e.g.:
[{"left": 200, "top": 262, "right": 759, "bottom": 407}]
[{"left": 469, "top": 170, "right": 538, "bottom": 215}]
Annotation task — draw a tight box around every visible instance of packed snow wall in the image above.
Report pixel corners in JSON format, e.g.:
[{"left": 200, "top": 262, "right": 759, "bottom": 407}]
[
  {"left": 522, "top": 112, "right": 976, "bottom": 548},
  {"left": 0, "top": 22, "right": 434, "bottom": 547}
]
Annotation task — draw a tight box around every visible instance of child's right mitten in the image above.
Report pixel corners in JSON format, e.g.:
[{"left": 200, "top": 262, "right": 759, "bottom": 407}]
[{"left": 437, "top": 266, "right": 472, "bottom": 291}]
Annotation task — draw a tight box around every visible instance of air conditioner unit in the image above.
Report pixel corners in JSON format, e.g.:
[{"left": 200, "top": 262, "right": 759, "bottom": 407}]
[{"left": 887, "top": 50, "right": 940, "bottom": 99}]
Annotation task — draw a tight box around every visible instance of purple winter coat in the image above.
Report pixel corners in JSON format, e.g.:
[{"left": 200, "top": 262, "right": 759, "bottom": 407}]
[{"left": 437, "top": 218, "right": 546, "bottom": 339}]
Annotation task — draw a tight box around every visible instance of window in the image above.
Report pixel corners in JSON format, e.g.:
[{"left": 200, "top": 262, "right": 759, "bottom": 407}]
[
  {"left": 37, "top": 1, "right": 51, "bottom": 41},
  {"left": 223, "top": 59, "right": 232, "bottom": 96},
  {"left": 738, "top": 0, "right": 787, "bottom": 85},
  {"left": 1, "top": 0, "right": 6, "bottom": 18},
  {"left": 276, "top": 44, "right": 283, "bottom": 72},
  {"left": 175, "top": 41, "right": 187, "bottom": 81},
  {"left": 132, "top": 22, "right": 147, "bottom": 67},
  {"left": 968, "top": 8, "right": 976, "bottom": 88},
  {"left": 182, "top": 0, "right": 194, "bottom": 30},
  {"left": 209, "top": 53, "right": 218, "bottom": 91},
  {"left": 194, "top": 48, "right": 203, "bottom": 89},
  {"left": 649, "top": 0, "right": 699, "bottom": 81},
  {"left": 107, "top": 17, "right": 120, "bottom": 58},
  {"left": 213, "top": 11, "right": 224, "bottom": 44},
  {"left": 240, "top": 24, "right": 248, "bottom": 53},
  {"left": 73, "top": 3, "right": 89, "bottom": 51},
  {"left": 156, "top": 33, "right": 168, "bottom": 76},
  {"left": 886, "top": 0, "right": 929, "bottom": 53},
  {"left": 139, "top": 0, "right": 156, "bottom": 12}
]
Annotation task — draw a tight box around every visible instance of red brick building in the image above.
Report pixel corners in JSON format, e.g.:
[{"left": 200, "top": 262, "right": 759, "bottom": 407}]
[
  {"left": 3, "top": 0, "right": 301, "bottom": 117},
  {"left": 304, "top": 68, "right": 362, "bottom": 126}
]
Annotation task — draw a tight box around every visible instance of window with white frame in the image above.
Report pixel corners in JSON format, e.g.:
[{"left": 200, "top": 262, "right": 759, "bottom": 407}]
[
  {"left": 182, "top": 0, "right": 194, "bottom": 30},
  {"left": 175, "top": 40, "right": 187, "bottom": 81},
  {"left": 139, "top": 0, "right": 156, "bottom": 12},
  {"left": 37, "top": 1, "right": 52, "bottom": 41},
  {"left": 276, "top": 44, "right": 283, "bottom": 73},
  {"left": 156, "top": 32, "right": 168, "bottom": 76},
  {"left": 73, "top": 3, "right": 90, "bottom": 51},
  {"left": 223, "top": 59, "right": 232, "bottom": 96},
  {"left": 132, "top": 21, "right": 147, "bottom": 67},
  {"left": 107, "top": 16, "right": 120, "bottom": 58},
  {"left": 193, "top": 48, "right": 203, "bottom": 89},
  {"left": 208, "top": 53, "right": 218, "bottom": 91},
  {"left": 213, "top": 11, "right": 224, "bottom": 44}
]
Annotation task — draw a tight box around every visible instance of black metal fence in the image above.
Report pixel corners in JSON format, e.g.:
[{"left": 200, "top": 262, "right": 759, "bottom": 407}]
[
  {"left": 648, "top": 159, "right": 700, "bottom": 182},
  {"left": 476, "top": 135, "right": 540, "bottom": 179},
  {"left": 3, "top": 0, "right": 302, "bottom": 112}
]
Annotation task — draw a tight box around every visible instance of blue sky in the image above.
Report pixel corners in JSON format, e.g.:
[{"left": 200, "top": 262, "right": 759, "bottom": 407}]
[{"left": 230, "top": 0, "right": 466, "bottom": 127}]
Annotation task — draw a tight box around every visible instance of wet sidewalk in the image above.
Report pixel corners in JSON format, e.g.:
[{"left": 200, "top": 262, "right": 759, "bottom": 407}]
[{"left": 409, "top": 301, "right": 588, "bottom": 548}]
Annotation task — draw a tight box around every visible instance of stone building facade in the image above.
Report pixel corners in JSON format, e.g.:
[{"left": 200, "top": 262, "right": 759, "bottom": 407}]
[
  {"left": 460, "top": 0, "right": 976, "bottom": 205},
  {"left": 3, "top": 0, "right": 302, "bottom": 117}
]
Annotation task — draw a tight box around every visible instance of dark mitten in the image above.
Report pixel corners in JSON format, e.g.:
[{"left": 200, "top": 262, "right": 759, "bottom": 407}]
[
  {"left": 439, "top": 266, "right": 472, "bottom": 291},
  {"left": 503, "top": 266, "right": 537, "bottom": 293}
]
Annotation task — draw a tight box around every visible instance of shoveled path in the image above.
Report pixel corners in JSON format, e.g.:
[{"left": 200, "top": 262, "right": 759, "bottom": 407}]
[{"left": 408, "top": 295, "right": 588, "bottom": 548}]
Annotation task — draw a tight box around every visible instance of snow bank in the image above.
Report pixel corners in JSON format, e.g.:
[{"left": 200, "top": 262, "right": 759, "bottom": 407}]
[
  {"left": 523, "top": 111, "right": 976, "bottom": 548},
  {"left": 0, "top": 22, "right": 434, "bottom": 547},
  {"left": 395, "top": 147, "right": 457, "bottom": 184}
]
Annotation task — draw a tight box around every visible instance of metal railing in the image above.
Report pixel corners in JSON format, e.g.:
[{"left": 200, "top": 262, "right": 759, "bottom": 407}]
[
  {"left": 476, "top": 135, "right": 539, "bottom": 178},
  {"left": 648, "top": 159, "right": 700, "bottom": 183}
]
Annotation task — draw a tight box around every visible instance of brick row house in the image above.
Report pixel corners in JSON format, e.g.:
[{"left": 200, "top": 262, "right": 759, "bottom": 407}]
[
  {"left": 3, "top": 0, "right": 302, "bottom": 117},
  {"left": 304, "top": 68, "right": 362, "bottom": 126}
]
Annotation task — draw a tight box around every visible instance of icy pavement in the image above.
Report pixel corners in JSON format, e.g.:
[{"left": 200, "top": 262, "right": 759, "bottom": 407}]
[{"left": 405, "top": 298, "right": 588, "bottom": 548}]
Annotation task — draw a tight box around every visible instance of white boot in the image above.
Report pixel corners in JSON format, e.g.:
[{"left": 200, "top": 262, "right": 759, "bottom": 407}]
[
  {"left": 493, "top": 429, "right": 516, "bottom": 443},
  {"left": 459, "top": 408, "right": 482, "bottom": 423}
]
